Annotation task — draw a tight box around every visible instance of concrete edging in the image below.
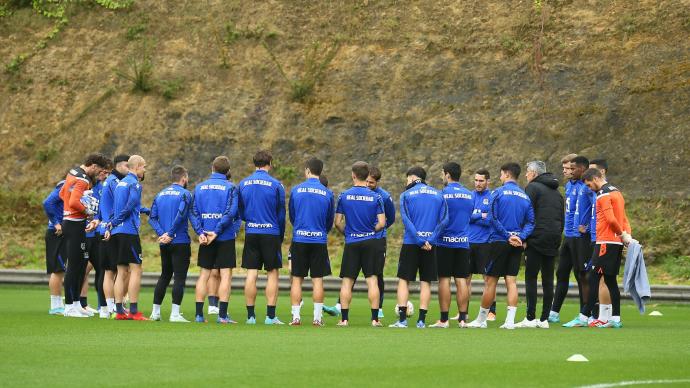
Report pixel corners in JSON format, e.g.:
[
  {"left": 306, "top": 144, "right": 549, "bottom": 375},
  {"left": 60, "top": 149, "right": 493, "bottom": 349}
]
[{"left": 1, "top": 269, "right": 689, "bottom": 301}]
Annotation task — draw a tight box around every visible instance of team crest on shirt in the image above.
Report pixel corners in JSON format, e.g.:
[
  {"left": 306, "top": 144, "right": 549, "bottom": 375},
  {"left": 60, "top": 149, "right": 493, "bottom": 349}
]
[{"left": 483, "top": 198, "right": 489, "bottom": 205}]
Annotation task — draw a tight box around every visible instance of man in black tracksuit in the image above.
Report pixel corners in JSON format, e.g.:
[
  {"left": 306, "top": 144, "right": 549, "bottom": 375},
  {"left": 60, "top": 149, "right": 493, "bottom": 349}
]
[{"left": 516, "top": 161, "right": 564, "bottom": 328}]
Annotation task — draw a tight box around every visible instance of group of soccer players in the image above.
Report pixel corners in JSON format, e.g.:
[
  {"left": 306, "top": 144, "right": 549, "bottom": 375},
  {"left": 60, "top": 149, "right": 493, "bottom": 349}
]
[{"left": 43, "top": 149, "right": 633, "bottom": 328}]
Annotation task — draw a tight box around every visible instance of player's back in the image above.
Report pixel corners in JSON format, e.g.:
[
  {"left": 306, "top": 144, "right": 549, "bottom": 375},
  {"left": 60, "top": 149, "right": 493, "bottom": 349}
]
[
  {"left": 336, "top": 186, "right": 383, "bottom": 243},
  {"left": 400, "top": 182, "right": 445, "bottom": 244},
  {"left": 193, "top": 172, "right": 236, "bottom": 241},
  {"left": 112, "top": 172, "right": 142, "bottom": 235},
  {"left": 239, "top": 170, "right": 284, "bottom": 236},
  {"left": 290, "top": 178, "right": 334, "bottom": 244},
  {"left": 439, "top": 182, "right": 473, "bottom": 248}
]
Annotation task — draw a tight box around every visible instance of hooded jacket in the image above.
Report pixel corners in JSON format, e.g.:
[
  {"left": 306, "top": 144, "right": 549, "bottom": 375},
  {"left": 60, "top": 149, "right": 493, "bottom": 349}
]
[{"left": 525, "top": 173, "right": 564, "bottom": 256}]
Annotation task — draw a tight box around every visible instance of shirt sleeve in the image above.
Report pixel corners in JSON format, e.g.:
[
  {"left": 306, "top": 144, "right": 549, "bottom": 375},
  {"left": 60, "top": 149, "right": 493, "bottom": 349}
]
[
  {"left": 214, "top": 186, "right": 238, "bottom": 235},
  {"left": 400, "top": 193, "right": 424, "bottom": 246},
  {"left": 488, "top": 190, "right": 510, "bottom": 240},
  {"left": 43, "top": 188, "right": 62, "bottom": 227},
  {"left": 68, "top": 179, "right": 88, "bottom": 214},
  {"left": 169, "top": 192, "right": 192, "bottom": 237},
  {"left": 384, "top": 195, "right": 396, "bottom": 228},
  {"left": 326, "top": 193, "right": 335, "bottom": 233},
  {"left": 110, "top": 183, "right": 139, "bottom": 228},
  {"left": 429, "top": 196, "right": 449, "bottom": 244},
  {"left": 600, "top": 195, "right": 624, "bottom": 235},
  {"left": 288, "top": 188, "right": 296, "bottom": 225},
  {"left": 277, "top": 183, "right": 286, "bottom": 240},
  {"left": 190, "top": 191, "right": 204, "bottom": 235},
  {"left": 519, "top": 201, "right": 536, "bottom": 241},
  {"left": 147, "top": 197, "right": 165, "bottom": 236}
]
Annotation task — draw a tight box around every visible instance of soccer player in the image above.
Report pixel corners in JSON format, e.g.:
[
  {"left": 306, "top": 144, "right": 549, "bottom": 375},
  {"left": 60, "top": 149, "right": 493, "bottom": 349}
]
[
  {"left": 43, "top": 177, "right": 66, "bottom": 315},
  {"left": 548, "top": 153, "right": 580, "bottom": 323},
  {"left": 430, "top": 162, "right": 473, "bottom": 328},
  {"left": 588, "top": 158, "right": 612, "bottom": 320},
  {"left": 98, "top": 154, "right": 130, "bottom": 317},
  {"left": 466, "top": 169, "right": 496, "bottom": 321},
  {"left": 367, "top": 166, "right": 395, "bottom": 318},
  {"left": 191, "top": 156, "right": 239, "bottom": 324},
  {"left": 389, "top": 166, "right": 448, "bottom": 329},
  {"left": 239, "top": 150, "right": 286, "bottom": 325},
  {"left": 467, "top": 163, "right": 534, "bottom": 329},
  {"left": 288, "top": 158, "right": 335, "bottom": 326},
  {"left": 105, "top": 155, "right": 148, "bottom": 320},
  {"left": 517, "top": 161, "right": 563, "bottom": 328},
  {"left": 149, "top": 165, "right": 198, "bottom": 323},
  {"left": 335, "top": 161, "right": 386, "bottom": 327},
  {"left": 572, "top": 168, "right": 632, "bottom": 328},
  {"left": 59, "top": 153, "right": 110, "bottom": 318},
  {"left": 82, "top": 167, "right": 110, "bottom": 317}
]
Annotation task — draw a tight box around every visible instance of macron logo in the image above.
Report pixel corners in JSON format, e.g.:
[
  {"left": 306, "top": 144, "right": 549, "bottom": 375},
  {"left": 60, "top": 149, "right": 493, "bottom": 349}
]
[
  {"left": 247, "top": 222, "right": 273, "bottom": 228},
  {"left": 442, "top": 236, "right": 468, "bottom": 243},
  {"left": 201, "top": 213, "right": 222, "bottom": 219},
  {"left": 296, "top": 230, "right": 323, "bottom": 237},
  {"left": 417, "top": 231, "right": 433, "bottom": 237}
]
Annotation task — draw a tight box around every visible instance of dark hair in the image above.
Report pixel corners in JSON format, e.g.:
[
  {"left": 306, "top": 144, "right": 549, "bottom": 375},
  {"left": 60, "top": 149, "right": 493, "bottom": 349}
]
[
  {"left": 212, "top": 156, "right": 231, "bottom": 175},
  {"left": 500, "top": 162, "right": 521, "bottom": 179},
  {"left": 319, "top": 174, "right": 329, "bottom": 188},
  {"left": 305, "top": 158, "right": 323, "bottom": 176},
  {"left": 171, "top": 165, "right": 188, "bottom": 182},
  {"left": 443, "top": 162, "right": 461, "bottom": 181},
  {"left": 582, "top": 168, "right": 603, "bottom": 181},
  {"left": 113, "top": 154, "right": 130, "bottom": 165},
  {"left": 475, "top": 168, "right": 490, "bottom": 180},
  {"left": 368, "top": 166, "right": 382, "bottom": 181},
  {"left": 406, "top": 166, "right": 426, "bottom": 181},
  {"left": 253, "top": 150, "right": 273, "bottom": 168},
  {"left": 571, "top": 156, "right": 590, "bottom": 168},
  {"left": 352, "top": 161, "right": 370, "bottom": 181},
  {"left": 590, "top": 158, "right": 608, "bottom": 171},
  {"left": 84, "top": 153, "right": 110, "bottom": 169}
]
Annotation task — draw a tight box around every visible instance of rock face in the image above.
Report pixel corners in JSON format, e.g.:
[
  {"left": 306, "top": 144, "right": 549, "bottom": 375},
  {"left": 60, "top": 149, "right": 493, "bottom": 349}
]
[{"left": 0, "top": 0, "right": 688, "bottom": 199}]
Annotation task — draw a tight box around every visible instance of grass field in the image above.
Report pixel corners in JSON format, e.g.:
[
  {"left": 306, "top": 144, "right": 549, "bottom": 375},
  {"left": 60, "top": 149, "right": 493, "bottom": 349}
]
[{"left": 1, "top": 286, "right": 689, "bottom": 387}]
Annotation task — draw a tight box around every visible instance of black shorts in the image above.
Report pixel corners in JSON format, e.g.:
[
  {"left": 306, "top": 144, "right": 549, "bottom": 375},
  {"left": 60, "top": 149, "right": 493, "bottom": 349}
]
[
  {"left": 113, "top": 233, "right": 143, "bottom": 266},
  {"left": 574, "top": 234, "right": 592, "bottom": 272},
  {"left": 161, "top": 243, "right": 192, "bottom": 273},
  {"left": 397, "top": 244, "right": 438, "bottom": 282},
  {"left": 340, "top": 239, "right": 378, "bottom": 279},
  {"left": 485, "top": 241, "right": 523, "bottom": 277},
  {"left": 592, "top": 243, "right": 623, "bottom": 276},
  {"left": 289, "top": 242, "right": 331, "bottom": 278},
  {"left": 375, "top": 238, "right": 387, "bottom": 275},
  {"left": 436, "top": 246, "right": 471, "bottom": 278},
  {"left": 85, "top": 236, "right": 100, "bottom": 268},
  {"left": 45, "top": 229, "right": 66, "bottom": 274},
  {"left": 469, "top": 243, "right": 492, "bottom": 275},
  {"left": 242, "top": 234, "right": 283, "bottom": 271},
  {"left": 100, "top": 237, "right": 118, "bottom": 272},
  {"left": 198, "top": 239, "right": 236, "bottom": 269}
]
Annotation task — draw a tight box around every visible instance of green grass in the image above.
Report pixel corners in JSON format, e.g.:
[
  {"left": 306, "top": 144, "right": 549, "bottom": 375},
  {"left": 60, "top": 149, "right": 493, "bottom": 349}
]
[{"left": 0, "top": 286, "right": 689, "bottom": 387}]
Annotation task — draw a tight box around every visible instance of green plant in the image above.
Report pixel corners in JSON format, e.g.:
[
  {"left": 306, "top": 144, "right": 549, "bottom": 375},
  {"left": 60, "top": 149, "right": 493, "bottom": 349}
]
[
  {"left": 94, "top": 0, "right": 133, "bottom": 9},
  {"left": 116, "top": 42, "right": 154, "bottom": 92},
  {"left": 158, "top": 78, "right": 184, "bottom": 100},
  {"left": 272, "top": 160, "right": 297, "bottom": 184},
  {"left": 263, "top": 39, "right": 340, "bottom": 102},
  {"left": 125, "top": 23, "right": 146, "bottom": 40},
  {"left": 35, "top": 147, "right": 58, "bottom": 164},
  {"left": 5, "top": 54, "right": 26, "bottom": 74},
  {"left": 500, "top": 35, "right": 526, "bottom": 56}
]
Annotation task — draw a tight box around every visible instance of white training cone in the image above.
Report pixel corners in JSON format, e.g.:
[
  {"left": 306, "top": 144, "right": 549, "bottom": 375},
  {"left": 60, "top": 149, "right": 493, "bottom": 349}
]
[
  {"left": 567, "top": 354, "right": 589, "bottom": 362},
  {"left": 649, "top": 311, "right": 663, "bottom": 316}
]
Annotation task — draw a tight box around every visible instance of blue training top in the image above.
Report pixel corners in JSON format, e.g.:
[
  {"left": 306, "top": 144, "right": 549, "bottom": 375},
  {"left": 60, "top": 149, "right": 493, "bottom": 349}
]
[
  {"left": 239, "top": 170, "right": 286, "bottom": 239},
  {"left": 43, "top": 180, "right": 65, "bottom": 230},
  {"left": 97, "top": 173, "right": 120, "bottom": 235},
  {"left": 373, "top": 186, "right": 396, "bottom": 239},
  {"left": 564, "top": 180, "right": 581, "bottom": 238},
  {"left": 468, "top": 189, "right": 492, "bottom": 244},
  {"left": 289, "top": 177, "right": 335, "bottom": 244},
  {"left": 574, "top": 181, "right": 594, "bottom": 235},
  {"left": 400, "top": 181, "right": 448, "bottom": 246},
  {"left": 438, "top": 182, "right": 474, "bottom": 249},
  {"left": 192, "top": 173, "right": 239, "bottom": 242},
  {"left": 149, "top": 183, "right": 199, "bottom": 244},
  {"left": 110, "top": 172, "right": 143, "bottom": 236},
  {"left": 335, "top": 186, "right": 384, "bottom": 244},
  {"left": 487, "top": 181, "right": 535, "bottom": 242}
]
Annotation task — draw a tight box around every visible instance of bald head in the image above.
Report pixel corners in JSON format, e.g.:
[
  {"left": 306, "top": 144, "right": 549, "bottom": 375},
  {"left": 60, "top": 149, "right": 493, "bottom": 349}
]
[{"left": 128, "top": 155, "right": 147, "bottom": 181}]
